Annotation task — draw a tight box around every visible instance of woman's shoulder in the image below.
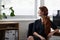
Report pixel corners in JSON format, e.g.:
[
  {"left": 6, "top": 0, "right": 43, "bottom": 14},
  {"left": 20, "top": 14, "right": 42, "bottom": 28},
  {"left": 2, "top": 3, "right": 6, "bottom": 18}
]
[{"left": 34, "top": 19, "right": 41, "bottom": 23}]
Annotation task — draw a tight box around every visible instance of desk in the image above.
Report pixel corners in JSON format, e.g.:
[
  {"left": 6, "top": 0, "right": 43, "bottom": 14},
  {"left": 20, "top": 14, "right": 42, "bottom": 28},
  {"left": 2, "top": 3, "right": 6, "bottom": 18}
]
[
  {"left": 0, "top": 22, "right": 19, "bottom": 40},
  {"left": 54, "top": 30, "right": 60, "bottom": 36},
  {"left": 49, "top": 30, "right": 60, "bottom": 40}
]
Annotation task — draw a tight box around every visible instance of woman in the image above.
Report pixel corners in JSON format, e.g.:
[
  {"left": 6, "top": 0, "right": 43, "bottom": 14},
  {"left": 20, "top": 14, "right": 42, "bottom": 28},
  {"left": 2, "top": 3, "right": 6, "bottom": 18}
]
[{"left": 33, "top": 6, "right": 59, "bottom": 40}]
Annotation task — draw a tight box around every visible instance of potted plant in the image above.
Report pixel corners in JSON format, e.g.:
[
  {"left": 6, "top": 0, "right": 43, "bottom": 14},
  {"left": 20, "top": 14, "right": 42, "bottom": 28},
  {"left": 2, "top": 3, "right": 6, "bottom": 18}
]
[{"left": 9, "top": 7, "right": 15, "bottom": 17}]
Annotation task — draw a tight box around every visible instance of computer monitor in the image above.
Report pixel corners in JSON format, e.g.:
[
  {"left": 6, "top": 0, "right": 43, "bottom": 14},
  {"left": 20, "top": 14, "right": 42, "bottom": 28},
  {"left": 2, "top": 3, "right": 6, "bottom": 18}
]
[{"left": 53, "top": 10, "right": 60, "bottom": 29}]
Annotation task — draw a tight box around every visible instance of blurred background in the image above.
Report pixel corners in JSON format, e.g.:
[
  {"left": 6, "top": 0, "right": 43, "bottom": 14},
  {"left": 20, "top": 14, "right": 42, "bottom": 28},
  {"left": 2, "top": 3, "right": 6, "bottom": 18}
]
[{"left": 0, "top": 0, "right": 60, "bottom": 40}]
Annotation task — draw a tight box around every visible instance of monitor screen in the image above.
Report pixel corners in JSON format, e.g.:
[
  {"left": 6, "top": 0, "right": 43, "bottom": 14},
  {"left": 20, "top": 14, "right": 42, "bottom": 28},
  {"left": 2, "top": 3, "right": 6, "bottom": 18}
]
[{"left": 53, "top": 17, "right": 60, "bottom": 26}]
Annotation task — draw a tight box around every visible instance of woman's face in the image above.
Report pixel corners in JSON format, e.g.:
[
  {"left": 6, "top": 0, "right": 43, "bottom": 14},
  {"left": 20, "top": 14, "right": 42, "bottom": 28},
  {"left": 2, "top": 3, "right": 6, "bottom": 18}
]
[{"left": 38, "top": 10, "right": 44, "bottom": 17}]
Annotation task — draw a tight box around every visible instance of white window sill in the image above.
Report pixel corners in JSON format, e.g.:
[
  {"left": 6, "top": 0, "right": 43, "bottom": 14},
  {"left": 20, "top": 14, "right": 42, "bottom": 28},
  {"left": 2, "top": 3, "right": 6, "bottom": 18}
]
[
  {"left": 0, "top": 15, "right": 37, "bottom": 21},
  {"left": 0, "top": 18, "right": 37, "bottom": 21}
]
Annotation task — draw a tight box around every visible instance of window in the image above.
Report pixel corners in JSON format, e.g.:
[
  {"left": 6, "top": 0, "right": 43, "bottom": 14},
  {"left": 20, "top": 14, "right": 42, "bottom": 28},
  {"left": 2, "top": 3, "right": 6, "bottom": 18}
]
[
  {"left": 1, "top": 0, "right": 40, "bottom": 19},
  {"left": 45, "top": 0, "right": 60, "bottom": 10},
  {"left": 0, "top": 0, "right": 2, "bottom": 14},
  {"left": 44, "top": 0, "right": 60, "bottom": 16}
]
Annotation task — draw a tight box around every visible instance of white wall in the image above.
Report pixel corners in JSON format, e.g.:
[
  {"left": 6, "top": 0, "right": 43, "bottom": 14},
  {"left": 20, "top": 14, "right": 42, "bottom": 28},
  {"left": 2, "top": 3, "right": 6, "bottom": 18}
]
[{"left": 18, "top": 20, "right": 34, "bottom": 40}]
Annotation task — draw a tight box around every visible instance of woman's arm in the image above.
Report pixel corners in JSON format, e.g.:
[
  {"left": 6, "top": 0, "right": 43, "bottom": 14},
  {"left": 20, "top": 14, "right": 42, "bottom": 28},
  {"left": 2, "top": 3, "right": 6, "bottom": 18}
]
[
  {"left": 48, "top": 29, "right": 59, "bottom": 38},
  {"left": 48, "top": 21, "right": 59, "bottom": 37},
  {"left": 33, "top": 32, "right": 46, "bottom": 40},
  {"left": 51, "top": 29, "right": 59, "bottom": 34}
]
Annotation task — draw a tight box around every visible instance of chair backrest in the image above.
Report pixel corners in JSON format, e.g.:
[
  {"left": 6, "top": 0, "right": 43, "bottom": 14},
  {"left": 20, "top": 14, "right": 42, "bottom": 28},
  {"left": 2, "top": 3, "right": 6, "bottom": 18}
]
[{"left": 27, "top": 23, "right": 34, "bottom": 37}]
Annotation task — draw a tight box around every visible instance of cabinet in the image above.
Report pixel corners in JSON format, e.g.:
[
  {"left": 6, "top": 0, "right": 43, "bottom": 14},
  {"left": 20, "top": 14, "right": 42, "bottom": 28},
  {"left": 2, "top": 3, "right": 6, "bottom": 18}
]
[{"left": 0, "top": 22, "right": 19, "bottom": 40}]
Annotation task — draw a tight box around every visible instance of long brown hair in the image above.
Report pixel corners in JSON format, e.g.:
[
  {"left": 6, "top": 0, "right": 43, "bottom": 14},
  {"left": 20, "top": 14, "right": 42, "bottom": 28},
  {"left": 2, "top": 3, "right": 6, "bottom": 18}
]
[{"left": 39, "top": 6, "right": 51, "bottom": 35}]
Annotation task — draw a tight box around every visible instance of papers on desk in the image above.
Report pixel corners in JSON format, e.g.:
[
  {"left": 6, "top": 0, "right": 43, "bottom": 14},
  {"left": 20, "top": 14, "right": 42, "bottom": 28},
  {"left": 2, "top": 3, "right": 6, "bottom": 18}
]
[
  {"left": 5, "top": 30, "right": 18, "bottom": 40},
  {"left": 59, "top": 30, "right": 60, "bottom": 32}
]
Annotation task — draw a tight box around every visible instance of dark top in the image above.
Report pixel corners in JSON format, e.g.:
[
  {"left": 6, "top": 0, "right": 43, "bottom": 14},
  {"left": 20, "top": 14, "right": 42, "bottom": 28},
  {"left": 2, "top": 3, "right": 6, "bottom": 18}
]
[{"left": 33, "top": 19, "right": 57, "bottom": 40}]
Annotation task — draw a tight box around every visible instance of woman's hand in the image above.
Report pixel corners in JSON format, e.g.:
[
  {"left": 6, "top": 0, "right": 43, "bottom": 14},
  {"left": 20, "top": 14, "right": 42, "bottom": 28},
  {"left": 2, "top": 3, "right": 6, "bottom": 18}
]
[
  {"left": 40, "top": 36, "right": 46, "bottom": 40},
  {"left": 27, "top": 36, "right": 34, "bottom": 40},
  {"left": 48, "top": 32, "right": 53, "bottom": 38}
]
